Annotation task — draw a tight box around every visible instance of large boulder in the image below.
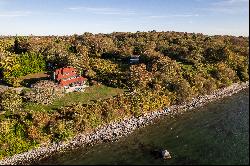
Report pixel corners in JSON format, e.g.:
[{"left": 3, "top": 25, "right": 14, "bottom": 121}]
[{"left": 161, "top": 149, "right": 171, "bottom": 159}]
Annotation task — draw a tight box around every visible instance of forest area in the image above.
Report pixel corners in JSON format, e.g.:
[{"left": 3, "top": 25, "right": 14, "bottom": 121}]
[{"left": 0, "top": 31, "right": 249, "bottom": 159}]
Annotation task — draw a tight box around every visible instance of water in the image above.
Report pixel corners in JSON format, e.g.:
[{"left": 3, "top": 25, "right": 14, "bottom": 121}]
[{"left": 38, "top": 88, "right": 249, "bottom": 165}]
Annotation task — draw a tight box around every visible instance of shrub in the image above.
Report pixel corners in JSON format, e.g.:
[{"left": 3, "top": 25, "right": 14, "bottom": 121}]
[{"left": 0, "top": 89, "right": 23, "bottom": 112}]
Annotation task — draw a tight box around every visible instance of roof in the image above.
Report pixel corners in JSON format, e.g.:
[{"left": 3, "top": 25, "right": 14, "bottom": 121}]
[
  {"left": 59, "top": 76, "right": 86, "bottom": 86},
  {"left": 55, "top": 67, "right": 77, "bottom": 74},
  {"left": 131, "top": 55, "right": 140, "bottom": 58},
  {"left": 54, "top": 66, "right": 87, "bottom": 87}
]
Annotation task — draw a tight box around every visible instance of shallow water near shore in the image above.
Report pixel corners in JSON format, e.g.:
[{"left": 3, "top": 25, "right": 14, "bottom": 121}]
[{"left": 38, "top": 88, "right": 249, "bottom": 165}]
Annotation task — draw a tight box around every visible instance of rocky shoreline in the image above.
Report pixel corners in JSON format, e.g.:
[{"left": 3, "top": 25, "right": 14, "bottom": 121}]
[{"left": 0, "top": 81, "right": 249, "bottom": 165}]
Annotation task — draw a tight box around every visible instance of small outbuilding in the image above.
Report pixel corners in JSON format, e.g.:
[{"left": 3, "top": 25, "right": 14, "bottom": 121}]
[{"left": 130, "top": 55, "right": 140, "bottom": 64}]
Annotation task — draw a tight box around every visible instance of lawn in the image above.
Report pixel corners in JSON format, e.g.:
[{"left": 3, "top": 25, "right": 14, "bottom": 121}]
[{"left": 24, "top": 85, "right": 124, "bottom": 112}]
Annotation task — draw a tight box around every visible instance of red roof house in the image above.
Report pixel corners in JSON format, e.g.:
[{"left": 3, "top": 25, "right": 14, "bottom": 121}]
[{"left": 54, "top": 67, "right": 86, "bottom": 87}]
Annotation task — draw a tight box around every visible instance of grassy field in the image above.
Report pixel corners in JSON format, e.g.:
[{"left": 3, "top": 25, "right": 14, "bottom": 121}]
[{"left": 24, "top": 85, "right": 124, "bottom": 112}]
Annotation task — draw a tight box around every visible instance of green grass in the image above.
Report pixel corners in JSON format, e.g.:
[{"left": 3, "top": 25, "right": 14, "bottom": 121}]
[{"left": 24, "top": 85, "right": 124, "bottom": 112}]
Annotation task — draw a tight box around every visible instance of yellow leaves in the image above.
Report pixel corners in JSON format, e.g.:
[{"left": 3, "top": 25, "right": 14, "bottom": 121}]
[
  {"left": 0, "top": 54, "right": 22, "bottom": 83},
  {"left": 129, "top": 64, "right": 153, "bottom": 89},
  {"left": 0, "top": 53, "right": 16, "bottom": 68},
  {"left": 0, "top": 120, "right": 12, "bottom": 134},
  {"left": 90, "top": 58, "right": 118, "bottom": 74}
]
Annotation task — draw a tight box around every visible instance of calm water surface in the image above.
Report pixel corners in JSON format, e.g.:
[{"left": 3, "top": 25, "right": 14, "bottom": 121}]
[{"left": 38, "top": 88, "right": 249, "bottom": 165}]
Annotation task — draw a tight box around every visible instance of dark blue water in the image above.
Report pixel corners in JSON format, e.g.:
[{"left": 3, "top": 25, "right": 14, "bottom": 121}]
[{"left": 39, "top": 88, "right": 249, "bottom": 165}]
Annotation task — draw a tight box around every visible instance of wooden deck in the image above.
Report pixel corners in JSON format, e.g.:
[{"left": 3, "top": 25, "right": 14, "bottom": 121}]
[{"left": 20, "top": 72, "right": 50, "bottom": 80}]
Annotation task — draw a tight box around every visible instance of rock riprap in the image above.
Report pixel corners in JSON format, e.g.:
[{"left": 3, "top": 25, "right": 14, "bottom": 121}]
[{"left": 0, "top": 81, "right": 248, "bottom": 165}]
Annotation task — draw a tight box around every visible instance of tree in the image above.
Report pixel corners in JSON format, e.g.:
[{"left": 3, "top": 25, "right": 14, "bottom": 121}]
[
  {"left": 67, "top": 45, "right": 90, "bottom": 72},
  {"left": 204, "top": 46, "right": 230, "bottom": 63},
  {"left": 129, "top": 64, "right": 152, "bottom": 90}
]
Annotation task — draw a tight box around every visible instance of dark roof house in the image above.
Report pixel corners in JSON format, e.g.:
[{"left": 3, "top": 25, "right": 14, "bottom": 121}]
[{"left": 130, "top": 55, "right": 140, "bottom": 64}]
